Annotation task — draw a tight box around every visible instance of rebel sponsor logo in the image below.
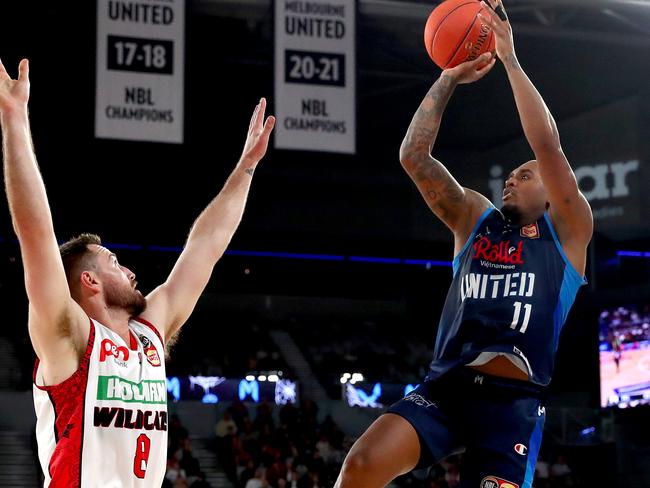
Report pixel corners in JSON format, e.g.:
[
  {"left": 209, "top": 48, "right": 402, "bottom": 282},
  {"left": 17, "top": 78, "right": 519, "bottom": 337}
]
[
  {"left": 100, "top": 338, "right": 129, "bottom": 362},
  {"left": 473, "top": 237, "right": 524, "bottom": 265},
  {"left": 139, "top": 334, "right": 161, "bottom": 367},
  {"left": 480, "top": 476, "right": 519, "bottom": 488},
  {"left": 520, "top": 223, "right": 540, "bottom": 239},
  {"left": 514, "top": 443, "right": 528, "bottom": 455},
  {"left": 97, "top": 376, "right": 167, "bottom": 404},
  {"left": 93, "top": 406, "right": 168, "bottom": 431}
]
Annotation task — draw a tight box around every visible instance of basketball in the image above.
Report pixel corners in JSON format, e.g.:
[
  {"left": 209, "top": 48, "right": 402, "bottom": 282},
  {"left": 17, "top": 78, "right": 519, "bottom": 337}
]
[{"left": 424, "top": 0, "right": 496, "bottom": 70}]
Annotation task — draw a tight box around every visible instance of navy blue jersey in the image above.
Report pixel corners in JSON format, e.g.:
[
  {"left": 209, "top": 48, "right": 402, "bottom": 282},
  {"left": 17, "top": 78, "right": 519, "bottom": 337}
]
[{"left": 426, "top": 208, "right": 586, "bottom": 386}]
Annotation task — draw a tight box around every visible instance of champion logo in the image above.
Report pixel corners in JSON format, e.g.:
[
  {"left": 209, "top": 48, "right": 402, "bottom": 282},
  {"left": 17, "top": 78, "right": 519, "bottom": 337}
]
[
  {"left": 514, "top": 443, "right": 528, "bottom": 455},
  {"left": 473, "top": 237, "right": 524, "bottom": 265}
]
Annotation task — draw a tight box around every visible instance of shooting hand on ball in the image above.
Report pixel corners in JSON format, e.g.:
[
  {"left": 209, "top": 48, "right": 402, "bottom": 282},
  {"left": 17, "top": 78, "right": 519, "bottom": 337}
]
[{"left": 444, "top": 52, "right": 496, "bottom": 85}]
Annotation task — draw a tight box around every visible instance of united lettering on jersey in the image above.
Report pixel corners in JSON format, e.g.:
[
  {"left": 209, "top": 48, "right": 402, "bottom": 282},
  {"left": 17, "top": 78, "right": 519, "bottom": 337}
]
[
  {"left": 460, "top": 272, "right": 535, "bottom": 302},
  {"left": 33, "top": 317, "right": 168, "bottom": 487},
  {"left": 428, "top": 209, "right": 585, "bottom": 386}
]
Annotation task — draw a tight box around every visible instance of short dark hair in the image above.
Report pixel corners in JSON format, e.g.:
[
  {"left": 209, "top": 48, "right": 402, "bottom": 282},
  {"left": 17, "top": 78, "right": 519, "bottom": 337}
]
[{"left": 59, "top": 233, "right": 102, "bottom": 294}]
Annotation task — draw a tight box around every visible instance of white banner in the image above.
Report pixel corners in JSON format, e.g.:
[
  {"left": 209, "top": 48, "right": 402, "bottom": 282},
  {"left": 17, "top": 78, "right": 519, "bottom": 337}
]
[
  {"left": 274, "top": 0, "right": 356, "bottom": 154},
  {"left": 95, "top": 0, "right": 185, "bottom": 143}
]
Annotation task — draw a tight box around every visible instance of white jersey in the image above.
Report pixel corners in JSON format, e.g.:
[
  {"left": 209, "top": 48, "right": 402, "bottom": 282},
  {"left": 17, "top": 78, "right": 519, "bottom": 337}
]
[{"left": 33, "top": 317, "right": 168, "bottom": 487}]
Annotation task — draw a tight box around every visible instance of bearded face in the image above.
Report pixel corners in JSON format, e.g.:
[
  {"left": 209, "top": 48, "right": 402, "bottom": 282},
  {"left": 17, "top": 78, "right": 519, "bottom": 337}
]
[
  {"left": 103, "top": 276, "right": 147, "bottom": 316},
  {"left": 103, "top": 274, "right": 147, "bottom": 316}
]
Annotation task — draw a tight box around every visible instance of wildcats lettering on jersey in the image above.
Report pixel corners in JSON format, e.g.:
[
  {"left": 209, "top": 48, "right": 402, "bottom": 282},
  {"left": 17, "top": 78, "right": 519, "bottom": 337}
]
[
  {"left": 93, "top": 406, "right": 168, "bottom": 431},
  {"left": 460, "top": 272, "right": 535, "bottom": 302},
  {"left": 97, "top": 376, "right": 167, "bottom": 404}
]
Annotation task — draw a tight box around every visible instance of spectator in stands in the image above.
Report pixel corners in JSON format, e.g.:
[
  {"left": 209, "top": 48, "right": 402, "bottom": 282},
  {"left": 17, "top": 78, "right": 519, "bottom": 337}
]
[
  {"left": 216, "top": 411, "right": 238, "bottom": 438},
  {"left": 535, "top": 453, "right": 551, "bottom": 487},
  {"left": 240, "top": 459, "right": 257, "bottom": 487},
  {"left": 190, "top": 471, "right": 212, "bottom": 488},
  {"left": 245, "top": 467, "right": 269, "bottom": 488},
  {"left": 165, "top": 456, "right": 189, "bottom": 488},
  {"left": 550, "top": 454, "right": 572, "bottom": 486}
]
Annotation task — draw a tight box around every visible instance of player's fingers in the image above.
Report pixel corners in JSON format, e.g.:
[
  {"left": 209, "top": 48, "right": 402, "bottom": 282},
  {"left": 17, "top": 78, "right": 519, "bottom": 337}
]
[
  {"left": 18, "top": 59, "right": 29, "bottom": 82},
  {"left": 470, "top": 52, "right": 493, "bottom": 68},
  {"left": 0, "top": 58, "right": 9, "bottom": 79},
  {"left": 249, "top": 103, "right": 260, "bottom": 132},
  {"left": 478, "top": 8, "right": 501, "bottom": 29},
  {"left": 255, "top": 98, "right": 267, "bottom": 131},
  {"left": 475, "top": 58, "right": 496, "bottom": 78},
  {"left": 262, "top": 115, "right": 276, "bottom": 136}
]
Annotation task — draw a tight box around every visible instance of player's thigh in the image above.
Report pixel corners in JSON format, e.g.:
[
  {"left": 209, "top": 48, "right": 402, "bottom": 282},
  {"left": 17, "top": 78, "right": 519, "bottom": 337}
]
[
  {"left": 335, "top": 413, "right": 420, "bottom": 487},
  {"left": 460, "top": 395, "right": 545, "bottom": 488}
]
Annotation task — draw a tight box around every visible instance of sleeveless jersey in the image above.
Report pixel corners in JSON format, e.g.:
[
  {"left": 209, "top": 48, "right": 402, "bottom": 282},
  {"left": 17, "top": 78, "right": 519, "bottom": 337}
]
[
  {"left": 426, "top": 208, "right": 586, "bottom": 386},
  {"left": 33, "top": 317, "right": 168, "bottom": 487}
]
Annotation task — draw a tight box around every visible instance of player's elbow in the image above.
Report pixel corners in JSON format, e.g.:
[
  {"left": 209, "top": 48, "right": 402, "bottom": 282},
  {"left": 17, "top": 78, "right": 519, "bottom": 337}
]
[{"left": 399, "top": 144, "right": 424, "bottom": 174}]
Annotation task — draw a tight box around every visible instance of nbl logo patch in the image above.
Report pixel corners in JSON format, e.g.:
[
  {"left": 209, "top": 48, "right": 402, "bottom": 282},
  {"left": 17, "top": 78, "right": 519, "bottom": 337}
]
[
  {"left": 139, "top": 334, "right": 161, "bottom": 367},
  {"left": 480, "top": 476, "right": 519, "bottom": 488},
  {"left": 520, "top": 223, "right": 540, "bottom": 239}
]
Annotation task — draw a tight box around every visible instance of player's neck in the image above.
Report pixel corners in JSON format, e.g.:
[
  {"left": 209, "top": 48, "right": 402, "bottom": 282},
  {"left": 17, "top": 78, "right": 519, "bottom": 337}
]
[
  {"left": 83, "top": 300, "right": 132, "bottom": 343},
  {"left": 502, "top": 208, "right": 544, "bottom": 228}
]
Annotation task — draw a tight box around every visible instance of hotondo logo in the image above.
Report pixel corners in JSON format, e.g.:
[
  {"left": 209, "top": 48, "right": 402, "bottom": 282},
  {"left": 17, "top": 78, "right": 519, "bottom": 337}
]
[
  {"left": 100, "top": 339, "right": 130, "bottom": 362},
  {"left": 473, "top": 237, "right": 524, "bottom": 265}
]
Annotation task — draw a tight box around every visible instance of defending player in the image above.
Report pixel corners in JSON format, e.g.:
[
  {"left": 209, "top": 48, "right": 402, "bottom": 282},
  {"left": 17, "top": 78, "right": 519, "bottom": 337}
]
[{"left": 0, "top": 57, "right": 275, "bottom": 486}]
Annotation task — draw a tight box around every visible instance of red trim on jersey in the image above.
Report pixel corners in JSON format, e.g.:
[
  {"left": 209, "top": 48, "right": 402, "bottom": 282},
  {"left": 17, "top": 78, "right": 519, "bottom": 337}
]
[
  {"left": 129, "top": 330, "right": 139, "bottom": 351},
  {"left": 33, "top": 319, "right": 95, "bottom": 488},
  {"left": 132, "top": 316, "right": 164, "bottom": 345}
]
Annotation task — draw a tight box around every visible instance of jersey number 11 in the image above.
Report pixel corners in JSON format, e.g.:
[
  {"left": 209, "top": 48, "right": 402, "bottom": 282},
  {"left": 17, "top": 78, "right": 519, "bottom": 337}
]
[{"left": 510, "top": 302, "right": 532, "bottom": 333}]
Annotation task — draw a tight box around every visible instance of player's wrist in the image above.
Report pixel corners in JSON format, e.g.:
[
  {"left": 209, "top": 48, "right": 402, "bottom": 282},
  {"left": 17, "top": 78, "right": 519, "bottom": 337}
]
[
  {"left": 0, "top": 104, "right": 29, "bottom": 125},
  {"left": 237, "top": 157, "right": 258, "bottom": 174},
  {"left": 500, "top": 51, "right": 520, "bottom": 71},
  {"left": 438, "top": 71, "right": 459, "bottom": 88}
]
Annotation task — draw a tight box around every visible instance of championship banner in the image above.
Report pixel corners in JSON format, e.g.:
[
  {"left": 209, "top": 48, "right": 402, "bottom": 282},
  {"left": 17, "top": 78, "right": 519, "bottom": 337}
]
[
  {"left": 274, "top": 0, "right": 356, "bottom": 154},
  {"left": 95, "top": 0, "right": 185, "bottom": 143}
]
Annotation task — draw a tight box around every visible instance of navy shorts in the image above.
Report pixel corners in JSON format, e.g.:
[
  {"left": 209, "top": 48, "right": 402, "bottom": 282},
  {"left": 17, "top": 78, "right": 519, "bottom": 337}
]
[{"left": 387, "top": 367, "right": 546, "bottom": 488}]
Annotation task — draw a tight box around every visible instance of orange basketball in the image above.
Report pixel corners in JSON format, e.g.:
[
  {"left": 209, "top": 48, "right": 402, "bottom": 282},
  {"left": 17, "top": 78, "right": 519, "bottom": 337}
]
[{"left": 424, "top": 0, "right": 496, "bottom": 70}]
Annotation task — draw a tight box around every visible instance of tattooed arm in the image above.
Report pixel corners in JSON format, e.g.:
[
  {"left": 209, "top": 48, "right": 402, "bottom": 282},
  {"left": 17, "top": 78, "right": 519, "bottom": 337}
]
[
  {"left": 399, "top": 53, "right": 495, "bottom": 254},
  {"left": 480, "top": 0, "right": 592, "bottom": 273}
]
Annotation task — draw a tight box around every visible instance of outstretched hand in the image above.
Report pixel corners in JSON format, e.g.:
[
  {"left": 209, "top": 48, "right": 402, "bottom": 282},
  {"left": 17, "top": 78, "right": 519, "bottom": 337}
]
[
  {"left": 479, "top": 0, "right": 515, "bottom": 61},
  {"left": 240, "top": 98, "right": 276, "bottom": 169},
  {"left": 0, "top": 58, "right": 30, "bottom": 116},
  {"left": 443, "top": 52, "right": 496, "bottom": 85}
]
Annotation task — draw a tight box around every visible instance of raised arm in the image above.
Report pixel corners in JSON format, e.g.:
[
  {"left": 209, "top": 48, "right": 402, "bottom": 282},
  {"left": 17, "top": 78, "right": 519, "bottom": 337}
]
[
  {"left": 480, "top": 1, "right": 593, "bottom": 267},
  {"left": 142, "top": 98, "right": 275, "bottom": 341},
  {"left": 1, "top": 59, "right": 88, "bottom": 381},
  {"left": 399, "top": 54, "right": 495, "bottom": 253}
]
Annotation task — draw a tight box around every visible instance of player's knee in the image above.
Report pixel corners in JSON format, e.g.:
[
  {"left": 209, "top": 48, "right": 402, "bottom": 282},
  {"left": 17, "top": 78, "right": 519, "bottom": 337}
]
[{"left": 339, "top": 449, "right": 372, "bottom": 481}]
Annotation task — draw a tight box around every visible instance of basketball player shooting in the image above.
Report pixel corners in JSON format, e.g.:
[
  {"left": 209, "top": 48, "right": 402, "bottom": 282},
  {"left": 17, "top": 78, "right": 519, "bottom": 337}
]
[
  {"left": 335, "top": 1, "right": 593, "bottom": 487},
  {"left": 0, "top": 57, "right": 275, "bottom": 486}
]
